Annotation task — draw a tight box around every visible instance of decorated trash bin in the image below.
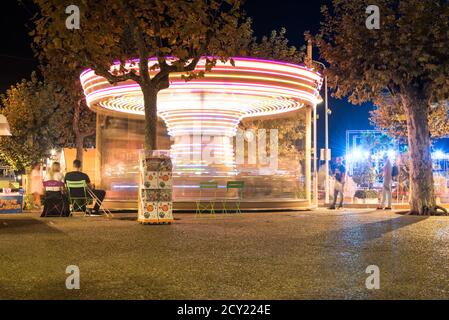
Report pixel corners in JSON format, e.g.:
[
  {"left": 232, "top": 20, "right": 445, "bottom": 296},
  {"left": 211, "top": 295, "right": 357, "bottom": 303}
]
[{"left": 138, "top": 150, "right": 174, "bottom": 224}]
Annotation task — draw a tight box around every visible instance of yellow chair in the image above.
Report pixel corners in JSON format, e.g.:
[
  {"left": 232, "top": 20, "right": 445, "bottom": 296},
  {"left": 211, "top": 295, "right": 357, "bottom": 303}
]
[
  {"left": 195, "top": 181, "right": 218, "bottom": 215},
  {"left": 223, "top": 181, "right": 244, "bottom": 214}
]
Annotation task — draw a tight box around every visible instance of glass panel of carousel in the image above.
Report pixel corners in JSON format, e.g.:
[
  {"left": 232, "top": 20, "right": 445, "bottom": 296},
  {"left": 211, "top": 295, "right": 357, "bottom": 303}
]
[
  {"left": 97, "top": 114, "right": 143, "bottom": 201},
  {"left": 235, "top": 109, "right": 308, "bottom": 202},
  {"left": 171, "top": 109, "right": 308, "bottom": 202},
  {"left": 98, "top": 109, "right": 308, "bottom": 203},
  {"left": 97, "top": 114, "right": 170, "bottom": 201}
]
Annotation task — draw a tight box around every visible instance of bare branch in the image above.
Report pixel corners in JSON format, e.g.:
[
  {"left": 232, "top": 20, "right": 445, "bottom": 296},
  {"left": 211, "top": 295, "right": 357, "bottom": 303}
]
[
  {"left": 94, "top": 65, "right": 141, "bottom": 85},
  {"left": 124, "top": 5, "right": 150, "bottom": 84},
  {"left": 80, "top": 128, "right": 96, "bottom": 139}
]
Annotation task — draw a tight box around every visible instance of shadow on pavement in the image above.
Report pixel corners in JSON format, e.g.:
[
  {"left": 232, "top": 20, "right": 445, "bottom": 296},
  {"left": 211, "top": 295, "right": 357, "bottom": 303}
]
[
  {"left": 0, "top": 217, "right": 63, "bottom": 234},
  {"left": 115, "top": 216, "right": 137, "bottom": 221},
  {"left": 330, "top": 214, "right": 429, "bottom": 245}
]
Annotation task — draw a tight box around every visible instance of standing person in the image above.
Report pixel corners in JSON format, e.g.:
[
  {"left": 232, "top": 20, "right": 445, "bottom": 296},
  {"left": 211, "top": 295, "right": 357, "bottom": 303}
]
[
  {"left": 65, "top": 159, "right": 106, "bottom": 216},
  {"left": 329, "top": 157, "right": 346, "bottom": 209},
  {"left": 378, "top": 155, "right": 393, "bottom": 210},
  {"left": 30, "top": 162, "right": 43, "bottom": 210}
]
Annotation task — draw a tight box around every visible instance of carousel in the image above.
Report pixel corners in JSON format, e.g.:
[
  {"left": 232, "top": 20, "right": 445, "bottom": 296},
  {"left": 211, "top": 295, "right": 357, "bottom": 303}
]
[{"left": 80, "top": 57, "right": 323, "bottom": 211}]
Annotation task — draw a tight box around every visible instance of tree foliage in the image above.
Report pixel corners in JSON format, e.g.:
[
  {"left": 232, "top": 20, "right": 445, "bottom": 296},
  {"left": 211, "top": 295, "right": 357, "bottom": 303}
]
[
  {"left": 315, "top": 0, "right": 449, "bottom": 215},
  {"left": 33, "top": 0, "right": 251, "bottom": 151},
  {"left": 0, "top": 74, "right": 59, "bottom": 170},
  {"left": 316, "top": 0, "right": 449, "bottom": 105},
  {"left": 241, "top": 112, "right": 307, "bottom": 159},
  {"left": 39, "top": 61, "right": 96, "bottom": 163},
  {"left": 249, "top": 28, "right": 305, "bottom": 64},
  {"left": 370, "top": 100, "right": 449, "bottom": 141},
  {"left": 242, "top": 27, "right": 307, "bottom": 158}
]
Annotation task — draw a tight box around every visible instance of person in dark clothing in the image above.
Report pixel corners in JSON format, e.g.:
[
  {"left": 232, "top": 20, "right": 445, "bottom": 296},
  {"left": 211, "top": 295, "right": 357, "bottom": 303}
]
[
  {"left": 65, "top": 159, "right": 106, "bottom": 215},
  {"left": 329, "top": 157, "right": 346, "bottom": 209}
]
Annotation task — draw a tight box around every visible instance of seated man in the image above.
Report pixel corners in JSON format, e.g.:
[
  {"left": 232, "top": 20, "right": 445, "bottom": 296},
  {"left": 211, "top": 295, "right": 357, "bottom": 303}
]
[{"left": 65, "top": 159, "right": 106, "bottom": 216}]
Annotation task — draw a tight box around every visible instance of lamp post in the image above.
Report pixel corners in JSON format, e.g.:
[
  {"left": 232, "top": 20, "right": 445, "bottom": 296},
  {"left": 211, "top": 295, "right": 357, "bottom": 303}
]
[
  {"left": 313, "top": 61, "right": 330, "bottom": 205},
  {"left": 324, "top": 74, "right": 329, "bottom": 205},
  {"left": 307, "top": 41, "right": 329, "bottom": 207},
  {"left": 307, "top": 41, "right": 319, "bottom": 207},
  {"left": 313, "top": 103, "right": 318, "bottom": 207}
]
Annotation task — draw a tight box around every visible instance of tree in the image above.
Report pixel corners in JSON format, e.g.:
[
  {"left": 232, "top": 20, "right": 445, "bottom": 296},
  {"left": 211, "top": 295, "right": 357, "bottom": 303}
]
[
  {"left": 40, "top": 62, "right": 96, "bottom": 165},
  {"left": 241, "top": 113, "right": 306, "bottom": 159},
  {"left": 249, "top": 27, "right": 305, "bottom": 64},
  {"left": 315, "top": 0, "right": 449, "bottom": 215},
  {"left": 0, "top": 74, "right": 59, "bottom": 170},
  {"left": 370, "top": 99, "right": 449, "bottom": 142},
  {"left": 350, "top": 131, "right": 393, "bottom": 188},
  {"left": 352, "top": 163, "right": 376, "bottom": 189},
  {"left": 242, "top": 28, "right": 307, "bottom": 159},
  {"left": 33, "top": 0, "right": 251, "bottom": 152}
]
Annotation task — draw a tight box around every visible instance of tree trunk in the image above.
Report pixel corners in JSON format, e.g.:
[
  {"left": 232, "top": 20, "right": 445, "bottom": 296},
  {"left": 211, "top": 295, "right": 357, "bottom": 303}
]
[
  {"left": 142, "top": 86, "right": 158, "bottom": 152},
  {"left": 402, "top": 92, "right": 435, "bottom": 215},
  {"left": 73, "top": 100, "right": 83, "bottom": 166},
  {"left": 75, "top": 135, "right": 84, "bottom": 165}
]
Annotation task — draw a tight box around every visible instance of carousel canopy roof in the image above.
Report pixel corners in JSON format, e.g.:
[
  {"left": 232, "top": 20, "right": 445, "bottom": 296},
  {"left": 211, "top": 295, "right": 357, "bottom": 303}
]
[{"left": 80, "top": 57, "right": 323, "bottom": 121}]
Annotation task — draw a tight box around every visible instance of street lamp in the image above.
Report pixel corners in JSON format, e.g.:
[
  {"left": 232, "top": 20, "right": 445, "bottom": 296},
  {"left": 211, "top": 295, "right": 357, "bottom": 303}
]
[
  {"left": 313, "top": 98, "right": 318, "bottom": 207},
  {"left": 306, "top": 40, "right": 329, "bottom": 207},
  {"left": 313, "top": 61, "right": 330, "bottom": 205}
]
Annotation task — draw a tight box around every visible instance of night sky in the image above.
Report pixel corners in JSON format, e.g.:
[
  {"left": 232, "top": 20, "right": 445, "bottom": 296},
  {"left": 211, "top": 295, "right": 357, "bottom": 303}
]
[{"left": 0, "top": 0, "right": 376, "bottom": 156}]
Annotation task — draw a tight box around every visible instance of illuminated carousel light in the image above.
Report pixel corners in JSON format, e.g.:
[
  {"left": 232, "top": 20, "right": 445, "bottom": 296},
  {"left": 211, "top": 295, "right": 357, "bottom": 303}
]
[{"left": 80, "top": 57, "right": 323, "bottom": 173}]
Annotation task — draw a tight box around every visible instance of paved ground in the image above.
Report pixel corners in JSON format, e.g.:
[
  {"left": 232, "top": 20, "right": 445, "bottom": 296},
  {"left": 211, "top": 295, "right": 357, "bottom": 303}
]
[{"left": 0, "top": 209, "right": 448, "bottom": 299}]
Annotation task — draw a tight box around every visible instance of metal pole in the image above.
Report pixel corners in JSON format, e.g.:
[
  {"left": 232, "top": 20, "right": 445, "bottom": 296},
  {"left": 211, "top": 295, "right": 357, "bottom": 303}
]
[
  {"left": 312, "top": 60, "right": 329, "bottom": 206},
  {"left": 313, "top": 105, "right": 318, "bottom": 207},
  {"left": 324, "top": 75, "right": 329, "bottom": 204},
  {"left": 308, "top": 41, "right": 318, "bottom": 206},
  {"left": 305, "top": 107, "right": 312, "bottom": 206}
]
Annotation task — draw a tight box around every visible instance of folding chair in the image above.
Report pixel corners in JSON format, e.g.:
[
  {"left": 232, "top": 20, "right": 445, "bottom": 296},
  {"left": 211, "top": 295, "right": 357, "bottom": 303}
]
[
  {"left": 66, "top": 180, "right": 92, "bottom": 216},
  {"left": 195, "top": 181, "right": 218, "bottom": 215},
  {"left": 41, "top": 180, "right": 69, "bottom": 217},
  {"left": 86, "top": 188, "right": 112, "bottom": 218},
  {"left": 223, "top": 181, "right": 244, "bottom": 214}
]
